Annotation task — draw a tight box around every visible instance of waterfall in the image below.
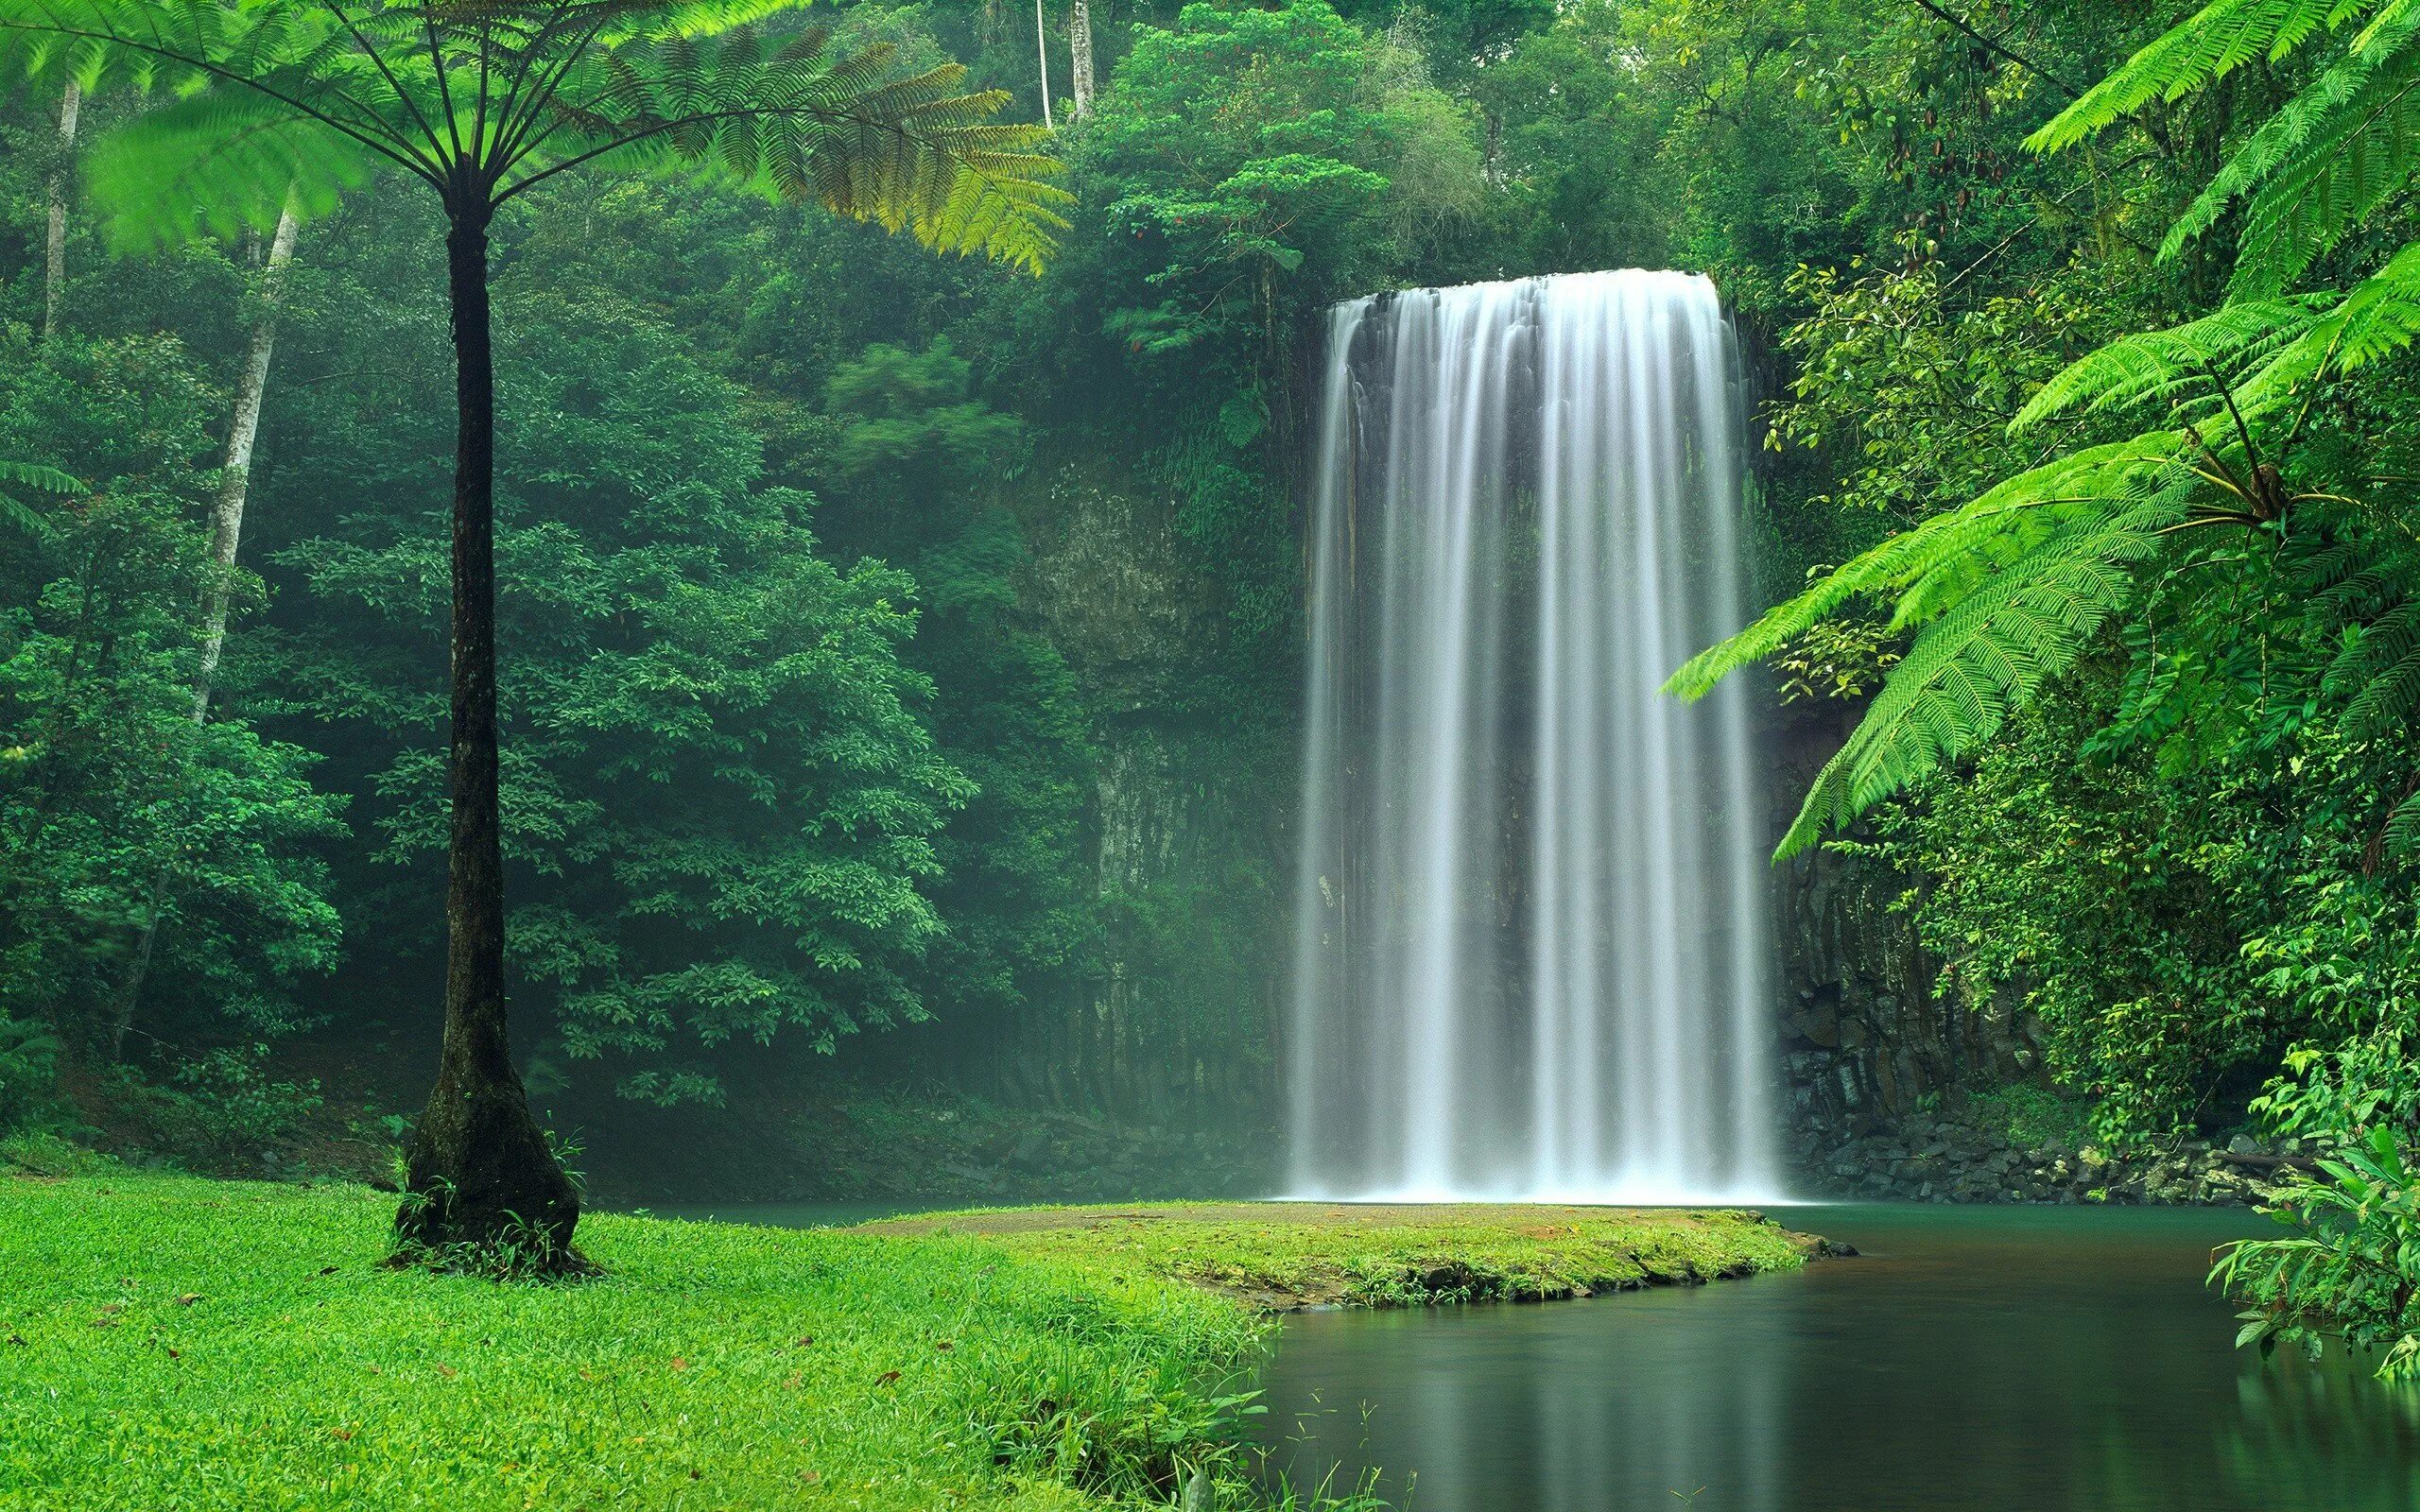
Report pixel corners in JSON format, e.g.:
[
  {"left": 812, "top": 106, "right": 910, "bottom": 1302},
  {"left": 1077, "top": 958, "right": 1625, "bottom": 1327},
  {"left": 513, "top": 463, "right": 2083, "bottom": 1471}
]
[{"left": 1287, "top": 269, "right": 1778, "bottom": 1203}]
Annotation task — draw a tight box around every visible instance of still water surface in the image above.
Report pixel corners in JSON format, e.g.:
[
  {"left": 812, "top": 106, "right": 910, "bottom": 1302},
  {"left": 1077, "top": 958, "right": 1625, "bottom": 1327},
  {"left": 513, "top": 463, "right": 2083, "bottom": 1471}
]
[{"left": 1256, "top": 1204, "right": 2420, "bottom": 1512}]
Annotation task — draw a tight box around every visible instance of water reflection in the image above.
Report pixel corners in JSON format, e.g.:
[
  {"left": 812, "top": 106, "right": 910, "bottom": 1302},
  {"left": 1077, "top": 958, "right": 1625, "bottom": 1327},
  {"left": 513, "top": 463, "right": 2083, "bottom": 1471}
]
[{"left": 1257, "top": 1206, "right": 2420, "bottom": 1512}]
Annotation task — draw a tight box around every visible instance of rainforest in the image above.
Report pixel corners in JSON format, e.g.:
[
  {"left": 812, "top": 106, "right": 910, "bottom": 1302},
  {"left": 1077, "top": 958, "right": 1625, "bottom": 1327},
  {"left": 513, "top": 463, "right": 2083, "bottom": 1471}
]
[{"left": 4, "top": 0, "right": 2419, "bottom": 1507}]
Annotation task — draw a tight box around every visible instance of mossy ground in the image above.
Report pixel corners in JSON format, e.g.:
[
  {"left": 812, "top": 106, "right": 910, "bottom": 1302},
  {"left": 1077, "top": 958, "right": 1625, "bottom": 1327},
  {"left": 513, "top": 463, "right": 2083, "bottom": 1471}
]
[
  {"left": 2, "top": 1171, "right": 1818, "bottom": 1509},
  {"left": 863, "top": 1202, "right": 1820, "bottom": 1308}
]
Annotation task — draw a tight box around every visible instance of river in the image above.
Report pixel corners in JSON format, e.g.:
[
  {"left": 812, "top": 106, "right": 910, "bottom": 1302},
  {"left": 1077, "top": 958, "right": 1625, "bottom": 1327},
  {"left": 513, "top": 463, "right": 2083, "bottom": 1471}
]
[{"left": 1253, "top": 1204, "right": 2420, "bottom": 1511}]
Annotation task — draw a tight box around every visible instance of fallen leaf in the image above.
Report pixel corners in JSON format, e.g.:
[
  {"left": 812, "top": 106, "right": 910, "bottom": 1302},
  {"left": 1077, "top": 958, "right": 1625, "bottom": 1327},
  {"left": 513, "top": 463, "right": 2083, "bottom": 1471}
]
[
  {"left": 793, "top": 1336, "right": 815, "bottom": 1348},
  {"left": 6, "top": 1333, "right": 26, "bottom": 1348},
  {"left": 174, "top": 1294, "right": 201, "bottom": 1308},
  {"left": 434, "top": 1365, "right": 458, "bottom": 1379},
  {"left": 783, "top": 1372, "right": 803, "bottom": 1390},
  {"left": 318, "top": 1266, "right": 338, "bottom": 1277},
  {"left": 874, "top": 1369, "right": 901, "bottom": 1386},
  {"left": 798, "top": 1470, "right": 821, "bottom": 1485},
  {"left": 668, "top": 1356, "right": 688, "bottom": 1372},
  {"left": 688, "top": 1469, "right": 701, "bottom": 1482},
  {"left": 331, "top": 1429, "right": 354, "bottom": 1442},
  {"left": 166, "top": 1349, "right": 181, "bottom": 1361},
  {"left": 933, "top": 1340, "right": 953, "bottom": 1352}
]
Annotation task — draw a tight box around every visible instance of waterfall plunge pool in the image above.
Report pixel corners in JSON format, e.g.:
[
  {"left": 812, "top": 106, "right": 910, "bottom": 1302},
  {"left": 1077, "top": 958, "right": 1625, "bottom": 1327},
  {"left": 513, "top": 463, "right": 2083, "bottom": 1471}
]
[{"left": 1255, "top": 1203, "right": 2420, "bottom": 1512}]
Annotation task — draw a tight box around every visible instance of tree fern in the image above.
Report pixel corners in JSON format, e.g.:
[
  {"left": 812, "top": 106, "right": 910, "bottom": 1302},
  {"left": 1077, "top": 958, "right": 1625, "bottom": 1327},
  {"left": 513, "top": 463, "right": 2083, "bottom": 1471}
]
[
  {"left": 1668, "top": 434, "right": 2188, "bottom": 702},
  {"left": 1672, "top": 431, "right": 2202, "bottom": 858},
  {"left": 1685, "top": 0, "right": 2420, "bottom": 864},
  {"left": 1, "top": 1, "right": 1069, "bottom": 265},
  {"left": 0, "top": 0, "right": 1068, "bottom": 1259},
  {"left": 1782, "top": 492, "right": 2188, "bottom": 855},
  {"left": 2159, "top": 4, "right": 2420, "bottom": 284}
]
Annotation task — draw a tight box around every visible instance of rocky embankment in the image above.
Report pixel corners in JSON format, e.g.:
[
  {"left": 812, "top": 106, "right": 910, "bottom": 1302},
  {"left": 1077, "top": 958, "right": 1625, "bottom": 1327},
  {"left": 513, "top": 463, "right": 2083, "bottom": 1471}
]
[{"left": 1800, "top": 1116, "right": 2307, "bottom": 1206}]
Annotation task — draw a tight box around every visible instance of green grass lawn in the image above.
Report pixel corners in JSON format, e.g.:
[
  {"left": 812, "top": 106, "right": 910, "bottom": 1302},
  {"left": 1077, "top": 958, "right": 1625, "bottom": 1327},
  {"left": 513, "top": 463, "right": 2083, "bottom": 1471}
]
[{"left": 2, "top": 1173, "right": 1817, "bottom": 1509}]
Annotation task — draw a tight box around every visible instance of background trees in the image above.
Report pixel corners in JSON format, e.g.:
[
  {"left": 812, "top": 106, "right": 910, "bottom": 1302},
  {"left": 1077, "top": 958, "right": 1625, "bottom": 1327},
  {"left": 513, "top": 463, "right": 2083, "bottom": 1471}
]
[{"left": 2, "top": 0, "right": 1063, "bottom": 1259}]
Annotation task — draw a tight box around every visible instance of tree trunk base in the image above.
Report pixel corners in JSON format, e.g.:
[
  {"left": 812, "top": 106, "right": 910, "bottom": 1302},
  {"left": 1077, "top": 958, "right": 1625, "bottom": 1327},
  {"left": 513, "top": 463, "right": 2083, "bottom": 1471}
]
[{"left": 394, "top": 1077, "right": 583, "bottom": 1276}]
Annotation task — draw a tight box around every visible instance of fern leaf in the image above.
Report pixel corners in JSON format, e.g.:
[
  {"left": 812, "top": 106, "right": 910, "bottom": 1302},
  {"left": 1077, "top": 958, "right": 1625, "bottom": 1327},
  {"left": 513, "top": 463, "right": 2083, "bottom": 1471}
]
[
  {"left": 2159, "top": 3, "right": 2420, "bottom": 273},
  {"left": 2235, "top": 237, "right": 2420, "bottom": 412},
  {"left": 1774, "top": 487, "right": 2194, "bottom": 857},
  {"left": 1668, "top": 434, "right": 2187, "bottom": 701},
  {"left": 2013, "top": 300, "right": 2332, "bottom": 431},
  {"left": 2030, "top": 0, "right": 2364, "bottom": 153}
]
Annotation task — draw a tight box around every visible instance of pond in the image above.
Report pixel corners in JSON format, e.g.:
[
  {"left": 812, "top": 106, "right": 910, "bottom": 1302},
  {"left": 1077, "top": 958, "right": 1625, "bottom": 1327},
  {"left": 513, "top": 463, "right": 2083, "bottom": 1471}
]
[{"left": 1254, "top": 1204, "right": 2420, "bottom": 1512}]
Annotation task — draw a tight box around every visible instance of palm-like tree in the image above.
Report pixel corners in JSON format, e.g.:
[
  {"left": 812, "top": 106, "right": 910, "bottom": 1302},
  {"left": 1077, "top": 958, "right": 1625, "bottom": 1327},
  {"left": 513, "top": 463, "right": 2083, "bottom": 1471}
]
[{"left": 0, "top": 0, "right": 1066, "bottom": 1264}]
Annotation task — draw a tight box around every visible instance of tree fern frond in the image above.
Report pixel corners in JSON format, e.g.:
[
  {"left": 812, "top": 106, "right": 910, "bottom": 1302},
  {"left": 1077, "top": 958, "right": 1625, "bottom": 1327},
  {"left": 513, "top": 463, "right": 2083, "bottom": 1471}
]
[
  {"left": 541, "top": 33, "right": 1068, "bottom": 271},
  {"left": 2234, "top": 237, "right": 2420, "bottom": 412},
  {"left": 0, "top": 459, "right": 80, "bottom": 539},
  {"left": 2227, "top": 49, "right": 2420, "bottom": 295},
  {"left": 2030, "top": 0, "right": 2365, "bottom": 153},
  {"left": 2158, "top": 3, "right": 2420, "bottom": 274},
  {"left": 2013, "top": 300, "right": 2332, "bottom": 431},
  {"left": 1668, "top": 434, "right": 2187, "bottom": 702},
  {"left": 2383, "top": 786, "right": 2420, "bottom": 853},
  {"left": 1774, "top": 490, "right": 2193, "bottom": 857},
  {"left": 83, "top": 83, "right": 376, "bottom": 247},
  {"left": 0, "top": 459, "right": 81, "bottom": 494}
]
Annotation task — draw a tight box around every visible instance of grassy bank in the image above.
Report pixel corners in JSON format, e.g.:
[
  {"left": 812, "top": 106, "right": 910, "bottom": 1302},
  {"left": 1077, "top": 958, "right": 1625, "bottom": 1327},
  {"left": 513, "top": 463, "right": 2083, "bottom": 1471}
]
[
  {"left": 863, "top": 1202, "right": 1822, "bottom": 1308},
  {"left": 2, "top": 1173, "right": 1818, "bottom": 1509}
]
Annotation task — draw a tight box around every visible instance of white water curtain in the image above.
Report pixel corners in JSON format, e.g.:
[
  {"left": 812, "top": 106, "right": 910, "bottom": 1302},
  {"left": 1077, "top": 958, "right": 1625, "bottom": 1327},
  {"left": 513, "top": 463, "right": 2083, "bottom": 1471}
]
[{"left": 1287, "top": 270, "right": 1779, "bottom": 1203}]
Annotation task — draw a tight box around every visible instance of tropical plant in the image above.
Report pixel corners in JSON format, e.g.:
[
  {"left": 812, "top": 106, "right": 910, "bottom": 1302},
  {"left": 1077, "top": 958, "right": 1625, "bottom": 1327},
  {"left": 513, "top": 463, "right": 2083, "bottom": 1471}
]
[
  {"left": 1666, "top": 0, "right": 2420, "bottom": 1376},
  {"left": 1670, "top": 0, "right": 2420, "bottom": 860},
  {"left": 0, "top": 455, "right": 80, "bottom": 535},
  {"left": 2215, "top": 1122, "right": 2420, "bottom": 1383},
  {"left": 0, "top": 0, "right": 1065, "bottom": 1264}
]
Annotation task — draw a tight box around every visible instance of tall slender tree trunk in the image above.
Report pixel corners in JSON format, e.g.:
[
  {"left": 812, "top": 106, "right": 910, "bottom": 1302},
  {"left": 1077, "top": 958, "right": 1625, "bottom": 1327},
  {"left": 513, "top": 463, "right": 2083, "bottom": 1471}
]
[
  {"left": 396, "top": 202, "right": 579, "bottom": 1263},
  {"left": 107, "top": 205, "right": 305, "bottom": 1057},
  {"left": 43, "top": 78, "right": 79, "bottom": 340},
  {"left": 1034, "top": 0, "right": 1054, "bottom": 129},
  {"left": 1068, "top": 0, "right": 1094, "bottom": 121},
  {"left": 194, "top": 204, "right": 302, "bottom": 718}
]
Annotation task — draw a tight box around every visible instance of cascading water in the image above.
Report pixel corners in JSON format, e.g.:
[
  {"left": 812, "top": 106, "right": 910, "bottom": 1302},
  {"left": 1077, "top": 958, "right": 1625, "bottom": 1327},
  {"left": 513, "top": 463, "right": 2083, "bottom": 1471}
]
[{"left": 1286, "top": 269, "right": 1779, "bottom": 1204}]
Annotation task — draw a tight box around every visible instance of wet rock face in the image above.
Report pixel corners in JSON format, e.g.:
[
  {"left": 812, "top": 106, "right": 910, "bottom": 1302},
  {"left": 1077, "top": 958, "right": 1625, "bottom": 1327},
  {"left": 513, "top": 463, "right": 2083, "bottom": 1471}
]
[
  {"left": 1768, "top": 699, "right": 2041, "bottom": 1155},
  {"left": 1793, "top": 1112, "right": 2306, "bottom": 1207},
  {"left": 983, "top": 463, "right": 1288, "bottom": 1125}
]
